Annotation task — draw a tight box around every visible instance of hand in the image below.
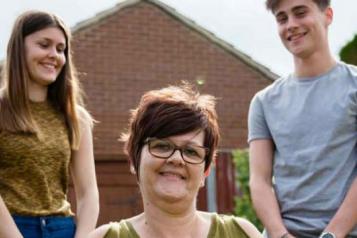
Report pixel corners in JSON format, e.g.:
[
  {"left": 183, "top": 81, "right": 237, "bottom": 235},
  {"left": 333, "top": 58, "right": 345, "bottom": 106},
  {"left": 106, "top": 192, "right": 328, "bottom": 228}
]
[{"left": 278, "top": 232, "right": 296, "bottom": 238}]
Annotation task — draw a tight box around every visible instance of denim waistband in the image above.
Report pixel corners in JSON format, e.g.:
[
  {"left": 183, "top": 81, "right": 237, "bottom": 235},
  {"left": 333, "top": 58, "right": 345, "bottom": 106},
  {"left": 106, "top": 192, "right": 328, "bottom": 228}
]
[{"left": 12, "top": 215, "right": 74, "bottom": 226}]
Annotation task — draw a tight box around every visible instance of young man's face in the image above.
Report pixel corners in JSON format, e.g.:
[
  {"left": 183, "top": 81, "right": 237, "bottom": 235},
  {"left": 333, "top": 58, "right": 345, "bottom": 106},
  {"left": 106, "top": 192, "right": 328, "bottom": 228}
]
[{"left": 273, "top": 0, "right": 332, "bottom": 59}]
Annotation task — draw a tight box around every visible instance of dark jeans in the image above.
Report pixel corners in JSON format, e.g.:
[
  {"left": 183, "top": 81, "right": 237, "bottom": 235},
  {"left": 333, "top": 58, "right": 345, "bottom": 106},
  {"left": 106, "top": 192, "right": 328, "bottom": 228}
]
[{"left": 13, "top": 215, "right": 76, "bottom": 238}]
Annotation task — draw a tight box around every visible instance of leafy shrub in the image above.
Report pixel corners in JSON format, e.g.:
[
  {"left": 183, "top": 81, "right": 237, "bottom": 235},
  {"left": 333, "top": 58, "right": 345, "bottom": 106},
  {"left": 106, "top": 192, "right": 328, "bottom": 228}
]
[
  {"left": 340, "top": 34, "right": 357, "bottom": 66},
  {"left": 232, "top": 149, "right": 263, "bottom": 231}
]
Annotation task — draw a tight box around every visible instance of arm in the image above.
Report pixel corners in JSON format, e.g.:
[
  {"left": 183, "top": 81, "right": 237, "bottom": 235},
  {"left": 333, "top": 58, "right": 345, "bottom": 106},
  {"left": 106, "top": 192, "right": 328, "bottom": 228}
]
[
  {"left": 70, "top": 113, "right": 99, "bottom": 238},
  {"left": 0, "top": 196, "right": 23, "bottom": 238},
  {"left": 249, "top": 139, "right": 294, "bottom": 238},
  {"left": 236, "top": 217, "right": 262, "bottom": 238},
  {"left": 323, "top": 177, "right": 357, "bottom": 238}
]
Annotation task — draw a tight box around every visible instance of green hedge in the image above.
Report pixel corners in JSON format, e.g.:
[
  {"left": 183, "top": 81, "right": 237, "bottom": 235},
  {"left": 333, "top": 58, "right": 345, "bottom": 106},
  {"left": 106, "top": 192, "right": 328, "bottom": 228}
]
[
  {"left": 232, "top": 149, "right": 263, "bottom": 231},
  {"left": 340, "top": 34, "right": 357, "bottom": 66}
]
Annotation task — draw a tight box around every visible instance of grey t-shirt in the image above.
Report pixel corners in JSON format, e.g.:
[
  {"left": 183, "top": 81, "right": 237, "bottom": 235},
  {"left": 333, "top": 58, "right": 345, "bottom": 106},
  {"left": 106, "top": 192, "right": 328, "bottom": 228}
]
[{"left": 248, "top": 62, "right": 357, "bottom": 236}]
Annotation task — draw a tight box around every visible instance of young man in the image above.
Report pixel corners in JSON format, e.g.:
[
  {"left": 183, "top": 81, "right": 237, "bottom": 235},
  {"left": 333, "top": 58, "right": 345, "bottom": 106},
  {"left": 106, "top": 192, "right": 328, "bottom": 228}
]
[{"left": 248, "top": 0, "right": 357, "bottom": 238}]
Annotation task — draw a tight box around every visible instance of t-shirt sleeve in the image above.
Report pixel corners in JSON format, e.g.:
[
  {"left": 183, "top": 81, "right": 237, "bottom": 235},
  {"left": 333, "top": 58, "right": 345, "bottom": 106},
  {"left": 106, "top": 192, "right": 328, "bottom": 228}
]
[{"left": 248, "top": 94, "right": 272, "bottom": 143}]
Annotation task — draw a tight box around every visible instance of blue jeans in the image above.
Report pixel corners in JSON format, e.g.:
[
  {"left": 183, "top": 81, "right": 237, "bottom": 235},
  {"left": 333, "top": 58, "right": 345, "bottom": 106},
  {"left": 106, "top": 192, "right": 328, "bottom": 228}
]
[{"left": 13, "top": 215, "right": 76, "bottom": 238}]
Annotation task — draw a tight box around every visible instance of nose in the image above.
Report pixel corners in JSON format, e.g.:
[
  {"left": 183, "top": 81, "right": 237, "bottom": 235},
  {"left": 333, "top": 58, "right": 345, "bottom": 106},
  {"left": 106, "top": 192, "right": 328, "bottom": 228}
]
[
  {"left": 286, "top": 17, "right": 299, "bottom": 32},
  {"left": 167, "top": 149, "right": 185, "bottom": 165},
  {"left": 47, "top": 46, "right": 59, "bottom": 58}
]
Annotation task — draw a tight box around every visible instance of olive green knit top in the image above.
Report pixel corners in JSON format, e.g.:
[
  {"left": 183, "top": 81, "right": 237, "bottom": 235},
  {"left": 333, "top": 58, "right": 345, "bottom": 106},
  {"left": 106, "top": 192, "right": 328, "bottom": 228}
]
[
  {"left": 104, "top": 213, "right": 250, "bottom": 238},
  {"left": 0, "top": 101, "right": 73, "bottom": 216}
]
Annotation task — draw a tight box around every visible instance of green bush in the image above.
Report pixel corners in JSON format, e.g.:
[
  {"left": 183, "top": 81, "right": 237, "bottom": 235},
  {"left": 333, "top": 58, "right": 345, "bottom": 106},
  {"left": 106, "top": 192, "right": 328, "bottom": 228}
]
[
  {"left": 340, "top": 34, "right": 357, "bottom": 66},
  {"left": 232, "top": 149, "right": 263, "bottom": 231}
]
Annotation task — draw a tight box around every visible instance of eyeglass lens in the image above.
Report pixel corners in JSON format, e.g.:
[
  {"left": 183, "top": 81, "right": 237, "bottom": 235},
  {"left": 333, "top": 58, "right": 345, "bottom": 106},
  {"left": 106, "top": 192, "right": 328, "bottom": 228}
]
[{"left": 148, "top": 138, "right": 206, "bottom": 164}]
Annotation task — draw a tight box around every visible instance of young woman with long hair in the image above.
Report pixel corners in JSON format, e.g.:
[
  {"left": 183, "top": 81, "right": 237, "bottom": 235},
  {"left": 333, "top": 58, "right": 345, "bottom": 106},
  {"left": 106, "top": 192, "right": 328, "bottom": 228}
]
[{"left": 0, "top": 10, "right": 99, "bottom": 238}]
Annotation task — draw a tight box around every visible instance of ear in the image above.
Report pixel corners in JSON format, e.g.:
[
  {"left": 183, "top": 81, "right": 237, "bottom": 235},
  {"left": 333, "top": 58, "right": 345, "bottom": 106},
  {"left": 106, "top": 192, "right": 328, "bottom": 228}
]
[
  {"left": 204, "top": 166, "right": 211, "bottom": 177},
  {"left": 130, "top": 164, "right": 136, "bottom": 175},
  {"left": 197, "top": 166, "right": 209, "bottom": 188},
  {"left": 324, "top": 7, "right": 333, "bottom": 26},
  {"left": 204, "top": 155, "right": 217, "bottom": 177}
]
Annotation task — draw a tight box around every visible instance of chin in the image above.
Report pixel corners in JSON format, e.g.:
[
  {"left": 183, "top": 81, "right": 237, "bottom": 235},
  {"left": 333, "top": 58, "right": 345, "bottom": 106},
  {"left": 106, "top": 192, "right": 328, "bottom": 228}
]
[
  {"left": 156, "top": 188, "right": 188, "bottom": 202},
  {"left": 39, "top": 78, "right": 57, "bottom": 86},
  {"left": 292, "top": 49, "right": 313, "bottom": 59}
]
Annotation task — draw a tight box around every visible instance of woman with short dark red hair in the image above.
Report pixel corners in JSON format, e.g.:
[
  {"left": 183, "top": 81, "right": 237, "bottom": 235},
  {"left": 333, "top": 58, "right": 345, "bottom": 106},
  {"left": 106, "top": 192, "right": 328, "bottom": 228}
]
[{"left": 90, "top": 84, "right": 261, "bottom": 238}]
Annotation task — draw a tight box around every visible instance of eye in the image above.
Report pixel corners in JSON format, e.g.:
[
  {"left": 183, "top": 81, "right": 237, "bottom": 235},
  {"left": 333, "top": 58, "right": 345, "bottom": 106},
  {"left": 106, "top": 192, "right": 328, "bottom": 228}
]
[
  {"left": 150, "top": 140, "right": 173, "bottom": 152},
  {"left": 276, "top": 15, "right": 288, "bottom": 24},
  {"left": 38, "top": 41, "right": 49, "bottom": 48},
  {"left": 56, "top": 45, "right": 65, "bottom": 54},
  {"left": 295, "top": 9, "right": 306, "bottom": 17},
  {"left": 183, "top": 146, "right": 200, "bottom": 157}
]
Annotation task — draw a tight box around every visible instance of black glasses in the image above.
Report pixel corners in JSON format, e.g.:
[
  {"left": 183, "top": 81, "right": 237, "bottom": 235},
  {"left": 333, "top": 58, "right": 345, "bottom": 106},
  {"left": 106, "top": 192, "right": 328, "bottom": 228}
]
[{"left": 145, "top": 137, "right": 209, "bottom": 164}]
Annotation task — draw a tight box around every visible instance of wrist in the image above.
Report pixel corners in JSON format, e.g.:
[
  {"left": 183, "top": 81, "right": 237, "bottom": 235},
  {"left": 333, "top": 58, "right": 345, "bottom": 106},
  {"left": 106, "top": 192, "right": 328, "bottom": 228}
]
[
  {"left": 319, "top": 231, "right": 336, "bottom": 238},
  {"left": 279, "top": 232, "right": 289, "bottom": 238},
  {"left": 272, "top": 231, "right": 292, "bottom": 238}
]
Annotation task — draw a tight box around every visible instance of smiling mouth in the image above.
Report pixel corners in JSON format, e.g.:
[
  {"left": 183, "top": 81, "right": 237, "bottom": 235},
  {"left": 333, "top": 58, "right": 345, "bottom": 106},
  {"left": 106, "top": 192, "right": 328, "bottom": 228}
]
[
  {"left": 287, "top": 32, "right": 307, "bottom": 41},
  {"left": 159, "top": 172, "right": 186, "bottom": 180},
  {"left": 41, "top": 63, "right": 57, "bottom": 70}
]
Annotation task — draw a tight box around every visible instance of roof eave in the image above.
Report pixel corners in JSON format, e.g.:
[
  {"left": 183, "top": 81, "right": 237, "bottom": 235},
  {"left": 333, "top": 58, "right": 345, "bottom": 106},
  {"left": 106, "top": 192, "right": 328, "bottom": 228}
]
[{"left": 71, "top": 0, "right": 280, "bottom": 81}]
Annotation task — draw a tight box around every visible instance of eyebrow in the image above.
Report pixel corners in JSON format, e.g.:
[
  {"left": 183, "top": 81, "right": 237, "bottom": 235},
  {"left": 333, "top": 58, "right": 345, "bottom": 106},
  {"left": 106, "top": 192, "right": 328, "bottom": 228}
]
[
  {"left": 39, "top": 37, "right": 66, "bottom": 47},
  {"left": 292, "top": 5, "right": 308, "bottom": 12},
  {"left": 165, "top": 138, "right": 203, "bottom": 147},
  {"left": 275, "top": 5, "right": 308, "bottom": 17}
]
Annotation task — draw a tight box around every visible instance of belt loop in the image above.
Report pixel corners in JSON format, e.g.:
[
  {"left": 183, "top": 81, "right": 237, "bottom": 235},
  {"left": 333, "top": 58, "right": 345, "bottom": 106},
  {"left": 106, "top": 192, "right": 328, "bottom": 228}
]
[{"left": 41, "top": 217, "right": 46, "bottom": 227}]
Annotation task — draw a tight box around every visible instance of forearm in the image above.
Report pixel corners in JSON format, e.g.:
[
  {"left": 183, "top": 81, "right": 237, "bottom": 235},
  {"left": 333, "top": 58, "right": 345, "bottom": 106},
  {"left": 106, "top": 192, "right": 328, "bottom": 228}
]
[
  {"left": 74, "top": 190, "right": 99, "bottom": 238},
  {"left": 0, "top": 196, "right": 23, "bottom": 238},
  {"left": 249, "top": 139, "right": 293, "bottom": 238},
  {"left": 324, "top": 177, "right": 357, "bottom": 238},
  {"left": 250, "top": 181, "right": 290, "bottom": 238}
]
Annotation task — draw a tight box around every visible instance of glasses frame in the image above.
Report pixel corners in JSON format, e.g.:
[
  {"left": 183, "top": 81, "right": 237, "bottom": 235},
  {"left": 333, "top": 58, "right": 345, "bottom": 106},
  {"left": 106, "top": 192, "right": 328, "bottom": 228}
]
[{"left": 144, "top": 137, "right": 210, "bottom": 164}]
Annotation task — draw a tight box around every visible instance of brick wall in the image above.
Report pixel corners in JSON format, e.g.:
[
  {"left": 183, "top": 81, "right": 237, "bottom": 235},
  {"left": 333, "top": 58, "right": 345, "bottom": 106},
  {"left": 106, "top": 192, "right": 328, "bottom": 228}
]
[
  {"left": 71, "top": 1, "right": 272, "bottom": 160},
  {"left": 0, "top": 0, "right": 272, "bottom": 225},
  {"left": 69, "top": 0, "right": 272, "bottom": 223}
]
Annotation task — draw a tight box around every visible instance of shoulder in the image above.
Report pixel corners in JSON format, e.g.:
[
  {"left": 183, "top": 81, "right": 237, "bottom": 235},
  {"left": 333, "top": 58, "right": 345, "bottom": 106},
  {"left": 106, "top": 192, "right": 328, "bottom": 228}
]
[
  {"left": 76, "top": 105, "right": 95, "bottom": 129},
  {"left": 213, "top": 214, "right": 262, "bottom": 238},
  {"left": 233, "top": 217, "right": 262, "bottom": 238},
  {"left": 88, "top": 224, "right": 112, "bottom": 238},
  {"left": 252, "top": 75, "right": 290, "bottom": 103},
  {"left": 334, "top": 61, "right": 357, "bottom": 79},
  {"left": 89, "top": 220, "right": 130, "bottom": 238},
  {"left": 330, "top": 62, "right": 357, "bottom": 89},
  {"left": 339, "top": 61, "right": 357, "bottom": 72},
  {"left": 344, "top": 63, "right": 357, "bottom": 81},
  {"left": 91, "top": 220, "right": 138, "bottom": 238}
]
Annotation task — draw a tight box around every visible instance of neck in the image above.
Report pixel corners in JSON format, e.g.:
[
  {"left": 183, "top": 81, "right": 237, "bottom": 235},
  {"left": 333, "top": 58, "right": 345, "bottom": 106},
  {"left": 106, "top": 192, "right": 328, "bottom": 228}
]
[
  {"left": 28, "top": 82, "right": 48, "bottom": 102},
  {"left": 136, "top": 201, "right": 208, "bottom": 238},
  {"left": 293, "top": 46, "right": 336, "bottom": 78}
]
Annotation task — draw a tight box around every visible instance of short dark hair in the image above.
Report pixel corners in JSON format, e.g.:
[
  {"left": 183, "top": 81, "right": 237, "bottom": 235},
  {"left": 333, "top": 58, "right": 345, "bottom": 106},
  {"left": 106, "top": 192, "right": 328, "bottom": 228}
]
[
  {"left": 265, "top": 0, "right": 331, "bottom": 12},
  {"left": 121, "top": 83, "right": 220, "bottom": 179}
]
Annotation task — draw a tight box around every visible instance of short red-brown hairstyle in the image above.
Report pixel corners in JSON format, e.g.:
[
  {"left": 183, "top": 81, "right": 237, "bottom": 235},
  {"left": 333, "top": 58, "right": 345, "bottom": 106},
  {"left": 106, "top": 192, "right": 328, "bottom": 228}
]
[{"left": 121, "top": 83, "right": 220, "bottom": 178}]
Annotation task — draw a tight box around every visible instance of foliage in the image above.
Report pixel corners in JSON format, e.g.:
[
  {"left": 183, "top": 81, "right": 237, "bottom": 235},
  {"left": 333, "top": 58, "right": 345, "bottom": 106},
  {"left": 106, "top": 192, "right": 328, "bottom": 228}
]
[
  {"left": 340, "top": 34, "right": 357, "bottom": 66},
  {"left": 232, "top": 149, "right": 263, "bottom": 231}
]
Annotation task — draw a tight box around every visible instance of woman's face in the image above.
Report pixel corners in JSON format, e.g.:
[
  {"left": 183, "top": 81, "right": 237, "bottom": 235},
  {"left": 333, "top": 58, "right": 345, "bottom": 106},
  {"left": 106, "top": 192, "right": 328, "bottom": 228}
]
[
  {"left": 24, "top": 26, "right": 66, "bottom": 87},
  {"left": 138, "top": 130, "right": 207, "bottom": 205}
]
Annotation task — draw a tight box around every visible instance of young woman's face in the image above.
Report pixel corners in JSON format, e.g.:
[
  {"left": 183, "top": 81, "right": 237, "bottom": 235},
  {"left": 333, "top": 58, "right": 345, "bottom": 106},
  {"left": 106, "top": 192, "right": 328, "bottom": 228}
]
[
  {"left": 138, "top": 130, "right": 207, "bottom": 206},
  {"left": 24, "top": 26, "right": 66, "bottom": 87}
]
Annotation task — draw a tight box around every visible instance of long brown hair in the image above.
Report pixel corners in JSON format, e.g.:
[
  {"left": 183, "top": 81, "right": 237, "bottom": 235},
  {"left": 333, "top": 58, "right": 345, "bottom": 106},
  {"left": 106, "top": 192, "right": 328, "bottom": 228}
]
[{"left": 0, "top": 10, "right": 91, "bottom": 149}]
